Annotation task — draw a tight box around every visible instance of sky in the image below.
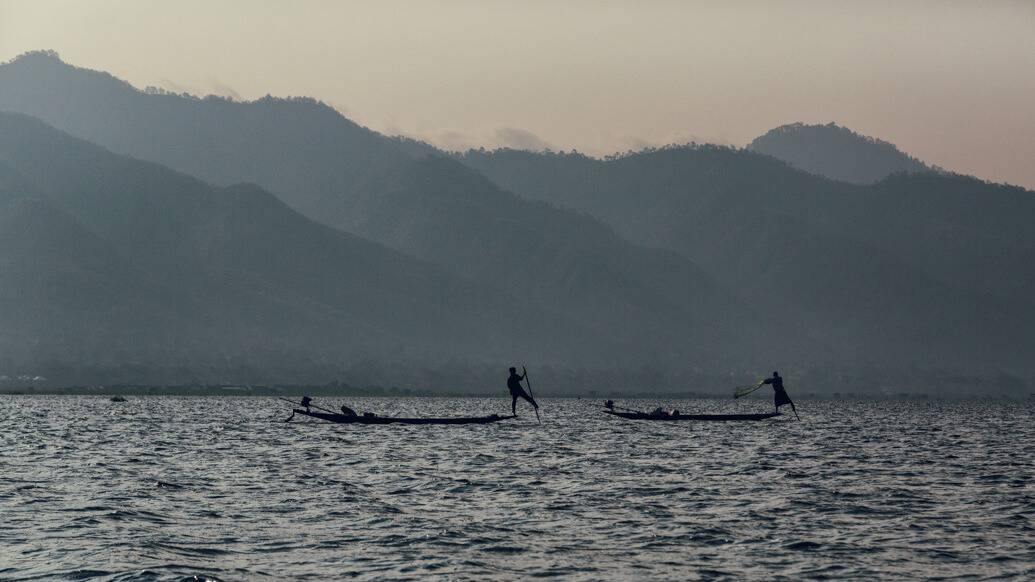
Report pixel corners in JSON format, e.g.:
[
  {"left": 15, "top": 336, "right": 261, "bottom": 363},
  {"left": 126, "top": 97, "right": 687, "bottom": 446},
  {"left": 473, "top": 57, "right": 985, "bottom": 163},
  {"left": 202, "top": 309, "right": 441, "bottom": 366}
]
[{"left": 1, "top": 0, "right": 1033, "bottom": 188}]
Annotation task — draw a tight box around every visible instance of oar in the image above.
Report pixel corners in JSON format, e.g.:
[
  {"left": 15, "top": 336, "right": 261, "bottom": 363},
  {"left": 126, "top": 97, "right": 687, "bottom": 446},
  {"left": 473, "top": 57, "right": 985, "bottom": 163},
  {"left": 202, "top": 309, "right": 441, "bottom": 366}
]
[
  {"left": 277, "top": 396, "right": 339, "bottom": 416},
  {"left": 604, "top": 402, "right": 647, "bottom": 414},
  {"left": 522, "top": 365, "right": 541, "bottom": 424}
]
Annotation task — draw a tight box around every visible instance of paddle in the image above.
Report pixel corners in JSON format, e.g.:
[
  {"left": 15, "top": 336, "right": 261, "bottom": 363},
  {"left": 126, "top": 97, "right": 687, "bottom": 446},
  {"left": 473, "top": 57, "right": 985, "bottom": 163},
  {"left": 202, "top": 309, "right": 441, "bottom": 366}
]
[
  {"left": 277, "top": 396, "right": 339, "bottom": 416},
  {"left": 277, "top": 396, "right": 300, "bottom": 408},
  {"left": 605, "top": 402, "right": 648, "bottom": 415},
  {"left": 522, "top": 365, "right": 541, "bottom": 424}
]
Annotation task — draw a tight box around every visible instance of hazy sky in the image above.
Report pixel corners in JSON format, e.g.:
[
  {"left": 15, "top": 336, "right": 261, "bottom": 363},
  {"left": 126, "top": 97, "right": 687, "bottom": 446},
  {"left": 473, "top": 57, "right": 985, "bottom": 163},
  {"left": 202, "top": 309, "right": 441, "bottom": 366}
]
[{"left": 2, "top": 0, "right": 1033, "bottom": 188}]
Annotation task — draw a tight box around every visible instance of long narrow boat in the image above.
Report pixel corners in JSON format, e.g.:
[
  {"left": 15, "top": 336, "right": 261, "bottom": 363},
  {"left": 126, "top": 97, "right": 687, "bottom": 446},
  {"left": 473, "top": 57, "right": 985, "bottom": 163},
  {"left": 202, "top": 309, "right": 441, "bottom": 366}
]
[
  {"left": 604, "top": 409, "right": 780, "bottom": 422},
  {"left": 290, "top": 408, "right": 516, "bottom": 425}
]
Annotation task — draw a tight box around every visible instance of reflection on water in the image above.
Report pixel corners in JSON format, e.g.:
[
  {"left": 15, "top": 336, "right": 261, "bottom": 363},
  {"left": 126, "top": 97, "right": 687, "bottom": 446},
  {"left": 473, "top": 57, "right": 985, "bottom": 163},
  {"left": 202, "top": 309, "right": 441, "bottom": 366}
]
[{"left": 0, "top": 396, "right": 1033, "bottom": 580}]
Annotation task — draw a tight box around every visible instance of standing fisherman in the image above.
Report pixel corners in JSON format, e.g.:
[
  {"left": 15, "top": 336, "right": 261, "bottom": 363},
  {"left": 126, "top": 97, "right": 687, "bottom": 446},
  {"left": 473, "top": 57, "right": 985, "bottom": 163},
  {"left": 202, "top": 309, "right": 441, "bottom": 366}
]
[
  {"left": 507, "top": 367, "right": 539, "bottom": 416},
  {"left": 762, "top": 371, "right": 797, "bottom": 415}
]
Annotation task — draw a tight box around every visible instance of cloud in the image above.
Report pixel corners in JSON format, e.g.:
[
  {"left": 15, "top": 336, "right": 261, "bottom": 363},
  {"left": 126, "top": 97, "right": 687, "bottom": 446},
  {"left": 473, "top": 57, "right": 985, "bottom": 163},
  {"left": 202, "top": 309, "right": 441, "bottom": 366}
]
[
  {"left": 493, "top": 127, "right": 552, "bottom": 151},
  {"left": 386, "top": 124, "right": 728, "bottom": 157},
  {"left": 436, "top": 130, "right": 479, "bottom": 152},
  {"left": 206, "top": 78, "right": 241, "bottom": 101},
  {"left": 156, "top": 77, "right": 241, "bottom": 100},
  {"left": 391, "top": 125, "right": 553, "bottom": 153}
]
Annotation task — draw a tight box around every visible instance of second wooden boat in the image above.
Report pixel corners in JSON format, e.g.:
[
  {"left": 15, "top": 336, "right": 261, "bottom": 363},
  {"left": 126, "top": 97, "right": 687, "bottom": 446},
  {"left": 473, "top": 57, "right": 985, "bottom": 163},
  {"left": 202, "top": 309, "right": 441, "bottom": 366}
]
[{"left": 604, "top": 409, "right": 780, "bottom": 422}]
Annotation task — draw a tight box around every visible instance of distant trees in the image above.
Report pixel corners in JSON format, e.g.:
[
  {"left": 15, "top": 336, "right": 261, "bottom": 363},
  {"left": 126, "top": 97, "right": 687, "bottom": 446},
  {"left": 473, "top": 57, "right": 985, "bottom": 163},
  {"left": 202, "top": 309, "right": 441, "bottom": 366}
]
[
  {"left": 4, "top": 49, "right": 61, "bottom": 65},
  {"left": 747, "top": 122, "right": 934, "bottom": 184}
]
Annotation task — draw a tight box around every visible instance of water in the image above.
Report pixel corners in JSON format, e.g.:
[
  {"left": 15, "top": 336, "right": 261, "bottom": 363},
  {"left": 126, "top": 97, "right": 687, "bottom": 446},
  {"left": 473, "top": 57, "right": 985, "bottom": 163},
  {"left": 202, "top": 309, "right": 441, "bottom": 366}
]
[{"left": 1, "top": 396, "right": 1033, "bottom": 580}]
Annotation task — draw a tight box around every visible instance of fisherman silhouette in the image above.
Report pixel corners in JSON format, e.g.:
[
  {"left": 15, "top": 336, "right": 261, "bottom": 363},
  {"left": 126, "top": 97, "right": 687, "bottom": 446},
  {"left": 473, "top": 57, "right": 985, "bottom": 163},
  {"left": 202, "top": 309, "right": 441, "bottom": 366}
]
[
  {"left": 762, "top": 371, "right": 796, "bottom": 415},
  {"left": 507, "top": 367, "right": 539, "bottom": 416}
]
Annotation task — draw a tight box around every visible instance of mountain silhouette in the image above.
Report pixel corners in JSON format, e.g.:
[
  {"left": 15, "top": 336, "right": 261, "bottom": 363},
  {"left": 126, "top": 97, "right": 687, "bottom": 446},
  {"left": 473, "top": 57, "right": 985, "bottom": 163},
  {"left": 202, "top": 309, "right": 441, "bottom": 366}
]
[
  {"left": 0, "top": 51, "right": 432, "bottom": 224},
  {"left": 341, "top": 155, "right": 783, "bottom": 363},
  {"left": 0, "top": 112, "right": 609, "bottom": 385},
  {"left": 461, "top": 145, "right": 1034, "bottom": 373},
  {"left": 2, "top": 51, "right": 1032, "bottom": 391},
  {"left": 0, "top": 51, "right": 777, "bottom": 370},
  {"left": 0, "top": 182, "right": 191, "bottom": 366},
  {"left": 747, "top": 122, "right": 932, "bottom": 184}
]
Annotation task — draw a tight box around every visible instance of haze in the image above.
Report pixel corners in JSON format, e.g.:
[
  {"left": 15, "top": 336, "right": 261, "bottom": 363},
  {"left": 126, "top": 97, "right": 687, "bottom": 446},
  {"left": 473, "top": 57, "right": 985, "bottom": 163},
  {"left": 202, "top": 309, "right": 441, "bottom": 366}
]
[{"left": 1, "top": 0, "right": 1033, "bottom": 189}]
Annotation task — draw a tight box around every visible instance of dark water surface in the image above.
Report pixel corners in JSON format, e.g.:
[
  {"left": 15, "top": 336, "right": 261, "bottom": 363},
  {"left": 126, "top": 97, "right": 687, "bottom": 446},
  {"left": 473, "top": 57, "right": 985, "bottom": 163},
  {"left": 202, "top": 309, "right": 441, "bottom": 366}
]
[{"left": 1, "top": 396, "right": 1033, "bottom": 580}]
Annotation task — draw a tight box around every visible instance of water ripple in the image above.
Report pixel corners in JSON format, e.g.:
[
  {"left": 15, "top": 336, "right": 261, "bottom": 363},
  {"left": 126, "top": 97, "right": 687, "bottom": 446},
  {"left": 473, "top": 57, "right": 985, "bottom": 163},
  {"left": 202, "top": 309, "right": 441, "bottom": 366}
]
[{"left": 0, "top": 396, "right": 1033, "bottom": 580}]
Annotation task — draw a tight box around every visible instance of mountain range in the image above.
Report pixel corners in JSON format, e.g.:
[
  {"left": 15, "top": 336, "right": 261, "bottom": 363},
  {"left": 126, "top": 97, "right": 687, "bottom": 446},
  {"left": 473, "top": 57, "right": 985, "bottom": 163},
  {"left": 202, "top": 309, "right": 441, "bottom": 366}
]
[
  {"left": 0, "top": 51, "right": 1031, "bottom": 395},
  {"left": 462, "top": 146, "right": 1033, "bottom": 370},
  {"left": 0, "top": 111, "right": 609, "bottom": 387}
]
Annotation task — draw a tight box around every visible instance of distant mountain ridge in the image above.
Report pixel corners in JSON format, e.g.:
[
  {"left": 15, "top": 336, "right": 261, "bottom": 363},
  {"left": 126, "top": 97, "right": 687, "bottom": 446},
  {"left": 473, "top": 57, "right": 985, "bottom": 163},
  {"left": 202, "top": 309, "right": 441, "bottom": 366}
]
[
  {"left": 0, "top": 112, "right": 613, "bottom": 386},
  {"left": 461, "top": 145, "right": 1035, "bottom": 374},
  {"left": 341, "top": 155, "right": 782, "bottom": 363},
  {"left": 0, "top": 51, "right": 436, "bottom": 222},
  {"left": 747, "top": 122, "right": 933, "bottom": 184},
  {"left": 0, "top": 51, "right": 777, "bottom": 371},
  {"left": 1, "top": 51, "right": 1032, "bottom": 394}
]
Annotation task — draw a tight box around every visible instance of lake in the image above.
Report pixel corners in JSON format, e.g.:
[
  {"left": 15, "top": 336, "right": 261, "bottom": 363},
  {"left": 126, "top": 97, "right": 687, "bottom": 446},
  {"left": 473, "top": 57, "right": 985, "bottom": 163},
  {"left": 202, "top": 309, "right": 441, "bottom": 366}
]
[{"left": 1, "top": 396, "right": 1032, "bottom": 580}]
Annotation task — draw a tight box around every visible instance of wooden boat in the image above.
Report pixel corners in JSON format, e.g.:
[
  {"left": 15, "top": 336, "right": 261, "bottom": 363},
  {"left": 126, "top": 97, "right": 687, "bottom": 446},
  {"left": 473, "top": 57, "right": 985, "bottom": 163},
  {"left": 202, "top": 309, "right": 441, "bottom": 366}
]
[
  {"left": 289, "top": 408, "right": 516, "bottom": 425},
  {"left": 604, "top": 409, "right": 780, "bottom": 422}
]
